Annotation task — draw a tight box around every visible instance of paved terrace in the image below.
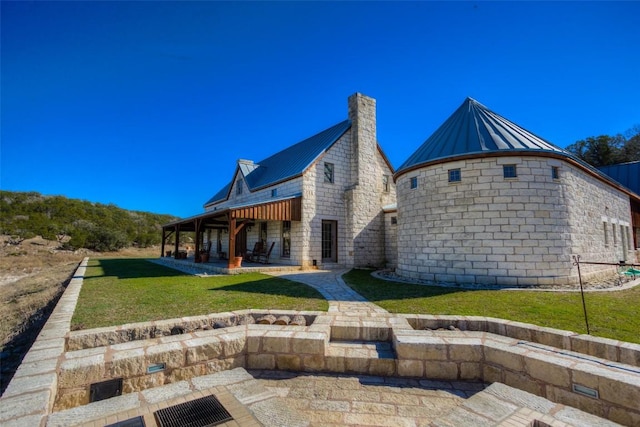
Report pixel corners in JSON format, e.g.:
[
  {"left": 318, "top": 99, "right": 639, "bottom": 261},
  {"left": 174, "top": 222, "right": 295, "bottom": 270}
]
[{"left": 1, "top": 259, "right": 639, "bottom": 426}]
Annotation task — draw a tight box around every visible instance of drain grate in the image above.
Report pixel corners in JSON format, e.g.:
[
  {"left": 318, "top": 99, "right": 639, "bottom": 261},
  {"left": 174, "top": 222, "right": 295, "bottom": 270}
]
[{"left": 154, "top": 394, "right": 233, "bottom": 427}]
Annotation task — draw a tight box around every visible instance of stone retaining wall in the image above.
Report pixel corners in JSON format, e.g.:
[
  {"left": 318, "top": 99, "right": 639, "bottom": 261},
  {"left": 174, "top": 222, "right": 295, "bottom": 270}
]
[{"left": 53, "top": 311, "right": 640, "bottom": 425}]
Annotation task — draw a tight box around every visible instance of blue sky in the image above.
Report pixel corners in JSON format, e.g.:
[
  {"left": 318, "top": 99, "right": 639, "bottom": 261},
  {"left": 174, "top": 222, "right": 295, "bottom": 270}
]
[{"left": 2, "top": 1, "right": 639, "bottom": 218}]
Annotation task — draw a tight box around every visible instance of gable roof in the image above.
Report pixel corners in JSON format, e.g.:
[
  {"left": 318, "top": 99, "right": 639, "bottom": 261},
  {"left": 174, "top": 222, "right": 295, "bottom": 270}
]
[
  {"left": 598, "top": 161, "right": 640, "bottom": 196},
  {"left": 204, "top": 119, "right": 351, "bottom": 207},
  {"left": 397, "top": 97, "right": 566, "bottom": 174}
]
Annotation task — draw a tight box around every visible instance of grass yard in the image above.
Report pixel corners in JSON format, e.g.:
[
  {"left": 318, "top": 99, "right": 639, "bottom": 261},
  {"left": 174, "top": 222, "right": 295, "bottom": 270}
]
[
  {"left": 343, "top": 269, "right": 640, "bottom": 344},
  {"left": 71, "top": 258, "right": 328, "bottom": 329}
]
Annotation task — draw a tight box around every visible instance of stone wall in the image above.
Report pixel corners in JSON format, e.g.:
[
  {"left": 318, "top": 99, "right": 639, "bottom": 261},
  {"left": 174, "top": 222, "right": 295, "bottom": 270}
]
[
  {"left": 301, "top": 130, "right": 351, "bottom": 268},
  {"left": 396, "top": 155, "right": 634, "bottom": 287},
  {"left": 300, "top": 93, "right": 396, "bottom": 269},
  {"left": 51, "top": 312, "right": 640, "bottom": 425},
  {"left": 384, "top": 209, "right": 398, "bottom": 268},
  {"left": 562, "top": 162, "right": 634, "bottom": 271}
]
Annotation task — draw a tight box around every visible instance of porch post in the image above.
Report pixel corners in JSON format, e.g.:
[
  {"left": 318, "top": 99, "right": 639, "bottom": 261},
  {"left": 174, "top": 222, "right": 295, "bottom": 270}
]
[
  {"left": 194, "top": 219, "right": 201, "bottom": 263},
  {"left": 161, "top": 228, "right": 166, "bottom": 257},
  {"left": 174, "top": 225, "right": 180, "bottom": 259},
  {"left": 228, "top": 217, "right": 236, "bottom": 269}
]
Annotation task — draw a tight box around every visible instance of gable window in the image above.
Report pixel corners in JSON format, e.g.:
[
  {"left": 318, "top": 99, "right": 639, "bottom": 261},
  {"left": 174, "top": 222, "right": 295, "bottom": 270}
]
[
  {"left": 448, "top": 168, "right": 461, "bottom": 183},
  {"left": 551, "top": 166, "right": 560, "bottom": 180},
  {"left": 282, "top": 221, "right": 291, "bottom": 257},
  {"left": 410, "top": 177, "right": 418, "bottom": 189},
  {"left": 383, "top": 175, "right": 390, "bottom": 192},
  {"left": 503, "top": 164, "right": 517, "bottom": 179},
  {"left": 236, "top": 178, "right": 244, "bottom": 195},
  {"left": 324, "top": 162, "right": 334, "bottom": 183},
  {"left": 271, "top": 188, "right": 278, "bottom": 198}
]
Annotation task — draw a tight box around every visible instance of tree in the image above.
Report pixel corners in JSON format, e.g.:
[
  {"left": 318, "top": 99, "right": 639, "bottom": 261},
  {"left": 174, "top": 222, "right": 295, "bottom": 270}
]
[{"left": 566, "top": 125, "right": 640, "bottom": 167}]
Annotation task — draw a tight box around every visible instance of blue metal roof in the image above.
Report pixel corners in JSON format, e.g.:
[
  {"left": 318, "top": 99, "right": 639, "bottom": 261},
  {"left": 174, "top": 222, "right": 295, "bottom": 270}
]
[
  {"left": 204, "top": 119, "right": 351, "bottom": 207},
  {"left": 397, "top": 98, "right": 567, "bottom": 174},
  {"left": 598, "top": 161, "right": 640, "bottom": 196}
]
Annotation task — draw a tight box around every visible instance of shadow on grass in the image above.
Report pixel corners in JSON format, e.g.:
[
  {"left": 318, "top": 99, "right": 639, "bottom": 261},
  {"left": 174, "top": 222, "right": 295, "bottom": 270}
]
[
  {"left": 84, "top": 258, "right": 185, "bottom": 279},
  {"left": 210, "top": 277, "right": 327, "bottom": 301},
  {"left": 343, "top": 269, "right": 472, "bottom": 302}
]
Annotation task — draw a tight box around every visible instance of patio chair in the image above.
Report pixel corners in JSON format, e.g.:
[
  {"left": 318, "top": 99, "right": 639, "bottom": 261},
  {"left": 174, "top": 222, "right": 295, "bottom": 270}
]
[
  {"left": 257, "top": 242, "right": 275, "bottom": 264},
  {"left": 245, "top": 241, "right": 264, "bottom": 262}
]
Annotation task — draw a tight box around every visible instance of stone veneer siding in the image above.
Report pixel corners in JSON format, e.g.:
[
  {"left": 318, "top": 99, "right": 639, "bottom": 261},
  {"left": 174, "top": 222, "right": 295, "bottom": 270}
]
[
  {"left": 395, "top": 155, "right": 634, "bottom": 287},
  {"left": 301, "top": 93, "right": 395, "bottom": 269},
  {"left": 384, "top": 210, "right": 398, "bottom": 268}
]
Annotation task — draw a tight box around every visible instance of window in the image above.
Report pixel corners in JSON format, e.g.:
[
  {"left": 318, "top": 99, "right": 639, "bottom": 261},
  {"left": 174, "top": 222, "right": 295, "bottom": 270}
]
[
  {"left": 383, "top": 175, "right": 390, "bottom": 192},
  {"left": 603, "top": 222, "right": 609, "bottom": 246},
  {"left": 271, "top": 188, "right": 278, "bottom": 198},
  {"left": 503, "top": 165, "right": 517, "bottom": 178},
  {"left": 551, "top": 166, "right": 560, "bottom": 180},
  {"left": 236, "top": 178, "right": 243, "bottom": 195},
  {"left": 448, "top": 168, "right": 461, "bottom": 183},
  {"left": 281, "top": 221, "right": 291, "bottom": 257},
  {"left": 391, "top": 216, "right": 397, "bottom": 225},
  {"left": 410, "top": 177, "right": 418, "bottom": 189},
  {"left": 324, "top": 162, "right": 334, "bottom": 183},
  {"left": 613, "top": 224, "right": 617, "bottom": 246}
]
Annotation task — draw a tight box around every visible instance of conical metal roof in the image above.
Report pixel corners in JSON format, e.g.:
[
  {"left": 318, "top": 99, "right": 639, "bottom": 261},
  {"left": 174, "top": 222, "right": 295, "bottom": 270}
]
[{"left": 397, "top": 98, "right": 567, "bottom": 174}]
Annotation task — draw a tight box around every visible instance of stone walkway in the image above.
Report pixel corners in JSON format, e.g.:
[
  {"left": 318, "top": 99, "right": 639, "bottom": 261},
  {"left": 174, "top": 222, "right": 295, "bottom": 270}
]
[{"left": 264, "top": 268, "right": 388, "bottom": 315}]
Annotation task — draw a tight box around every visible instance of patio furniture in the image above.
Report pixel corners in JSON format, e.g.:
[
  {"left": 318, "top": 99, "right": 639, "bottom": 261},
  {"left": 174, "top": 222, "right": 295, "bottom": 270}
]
[
  {"left": 245, "top": 242, "right": 264, "bottom": 262},
  {"left": 257, "top": 242, "right": 275, "bottom": 264}
]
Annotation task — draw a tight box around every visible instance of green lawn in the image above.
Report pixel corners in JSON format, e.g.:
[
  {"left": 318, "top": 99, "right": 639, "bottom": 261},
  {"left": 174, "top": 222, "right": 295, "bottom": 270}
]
[
  {"left": 343, "top": 269, "right": 640, "bottom": 344},
  {"left": 71, "top": 258, "right": 328, "bottom": 329}
]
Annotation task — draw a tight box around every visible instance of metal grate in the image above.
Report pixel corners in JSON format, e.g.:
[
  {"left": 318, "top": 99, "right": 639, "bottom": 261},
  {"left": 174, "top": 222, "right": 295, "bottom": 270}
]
[{"left": 154, "top": 394, "right": 233, "bottom": 427}]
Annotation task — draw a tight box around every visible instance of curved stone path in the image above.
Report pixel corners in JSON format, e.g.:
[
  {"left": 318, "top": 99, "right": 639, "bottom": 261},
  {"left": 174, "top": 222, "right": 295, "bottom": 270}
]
[{"left": 264, "top": 268, "right": 388, "bottom": 315}]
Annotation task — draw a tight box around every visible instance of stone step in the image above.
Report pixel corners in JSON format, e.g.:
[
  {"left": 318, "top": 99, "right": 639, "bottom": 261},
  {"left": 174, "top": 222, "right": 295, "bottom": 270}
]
[
  {"left": 325, "top": 340, "right": 397, "bottom": 376},
  {"left": 327, "top": 340, "right": 395, "bottom": 359}
]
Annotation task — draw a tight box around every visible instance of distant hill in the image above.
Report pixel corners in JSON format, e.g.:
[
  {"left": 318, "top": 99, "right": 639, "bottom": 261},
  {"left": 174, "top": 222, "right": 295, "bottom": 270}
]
[{"left": 0, "top": 191, "right": 179, "bottom": 251}]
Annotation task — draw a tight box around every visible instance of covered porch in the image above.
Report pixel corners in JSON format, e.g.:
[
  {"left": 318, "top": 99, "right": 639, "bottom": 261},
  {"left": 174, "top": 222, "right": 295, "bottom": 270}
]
[
  {"left": 161, "top": 195, "right": 302, "bottom": 270},
  {"left": 154, "top": 254, "right": 303, "bottom": 275}
]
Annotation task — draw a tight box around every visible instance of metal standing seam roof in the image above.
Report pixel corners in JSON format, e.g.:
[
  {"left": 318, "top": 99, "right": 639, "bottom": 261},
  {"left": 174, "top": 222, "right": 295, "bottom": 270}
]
[
  {"left": 396, "top": 97, "right": 567, "bottom": 174},
  {"left": 204, "top": 119, "right": 351, "bottom": 207},
  {"left": 598, "top": 161, "right": 640, "bottom": 196}
]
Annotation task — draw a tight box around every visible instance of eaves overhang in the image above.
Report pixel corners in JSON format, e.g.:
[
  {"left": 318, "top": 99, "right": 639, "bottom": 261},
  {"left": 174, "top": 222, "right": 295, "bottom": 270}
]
[{"left": 164, "top": 194, "right": 303, "bottom": 232}]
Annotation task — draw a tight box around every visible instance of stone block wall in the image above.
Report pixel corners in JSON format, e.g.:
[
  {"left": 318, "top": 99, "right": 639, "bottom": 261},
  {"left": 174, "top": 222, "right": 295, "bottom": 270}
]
[
  {"left": 302, "top": 130, "right": 351, "bottom": 267},
  {"left": 384, "top": 209, "right": 398, "bottom": 268},
  {"left": 562, "top": 162, "right": 634, "bottom": 269},
  {"left": 395, "top": 155, "right": 632, "bottom": 287},
  {"left": 52, "top": 312, "right": 640, "bottom": 425}
]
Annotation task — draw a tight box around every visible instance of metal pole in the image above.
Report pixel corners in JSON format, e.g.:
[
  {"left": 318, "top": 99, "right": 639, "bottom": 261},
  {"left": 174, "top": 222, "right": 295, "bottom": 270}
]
[{"left": 572, "top": 255, "right": 590, "bottom": 335}]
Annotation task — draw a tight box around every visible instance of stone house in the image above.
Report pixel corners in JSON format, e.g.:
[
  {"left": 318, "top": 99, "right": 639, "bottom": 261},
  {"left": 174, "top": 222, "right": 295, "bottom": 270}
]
[
  {"left": 163, "top": 94, "right": 639, "bottom": 286},
  {"left": 162, "top": 93, "right": 397, "bottom": 269},
  {"left": 392, "top": 97, "right": 640, "bottom": 286}
]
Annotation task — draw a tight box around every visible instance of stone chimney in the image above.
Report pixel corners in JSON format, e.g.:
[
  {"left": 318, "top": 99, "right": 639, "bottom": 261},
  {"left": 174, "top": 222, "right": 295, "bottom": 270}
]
[
  {"left": 348, "top": 93, "right": 377, "bottom": 187},
  {"left": 345, "top": 93, "right": 384, "bottom": 267}
]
